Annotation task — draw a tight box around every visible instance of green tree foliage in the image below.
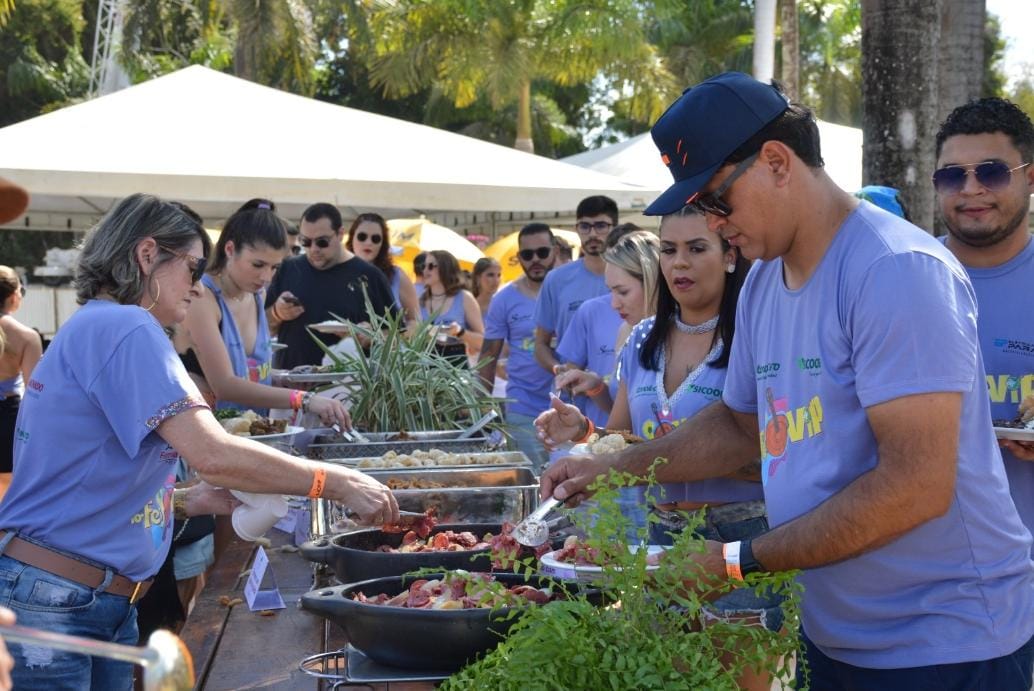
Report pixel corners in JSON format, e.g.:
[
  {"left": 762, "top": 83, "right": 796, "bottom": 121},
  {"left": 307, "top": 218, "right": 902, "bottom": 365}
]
[
  {"left": 0, "top": 0, "right": 89, "bottom": 127},
  {"left": 0, "top": 0, "right": 15, "bottom": 25},
  {"left": 1011, "top": 70, "right": 1034, "bottom": 124},
  {"left": 798, "top": 0, "right": 862, "bottom": 126},
  {"left": 120, "top": 0, "right": 317, "bottom": 95},
  {"left": 982, "top": 12, "right": 1007, "bottom": 98},
  {"left": 364, "top": 0, "right": 677, "bottom": 150}
]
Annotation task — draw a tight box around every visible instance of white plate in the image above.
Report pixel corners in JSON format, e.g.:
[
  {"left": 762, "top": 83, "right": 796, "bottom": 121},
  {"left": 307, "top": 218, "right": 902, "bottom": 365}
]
[
  {"left": 539, "top": 544, "right": 668, "bottom": 582},
  {"left": 994, "top": 426, "right": 1034, "bottom": 442},
  {"left": 309, "top": 320, "right": 352, "bottom": 334},
  {"left": 247, "top": 425, "right": 304, "bottom": 442}
]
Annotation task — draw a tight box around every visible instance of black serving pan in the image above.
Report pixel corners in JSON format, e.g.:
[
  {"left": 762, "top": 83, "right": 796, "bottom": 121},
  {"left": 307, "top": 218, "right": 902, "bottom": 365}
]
[
  {"left": 301, "top": 572, "right": 598, "bottom": 671},
  {"left": 299, "top": 523, "right": 498, "bottom": 584}
]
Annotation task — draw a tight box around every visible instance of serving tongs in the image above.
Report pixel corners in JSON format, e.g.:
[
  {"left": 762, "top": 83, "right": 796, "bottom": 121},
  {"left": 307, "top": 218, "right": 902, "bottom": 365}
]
[
  {"left": 332, "top": 423, "right": 370, "bottom": 444},
  {"left": 512, "top": 496, "right": 565, "bottom": 547},
  {"left": 457, "top": 410, "right": 498, "bottom": 440},
  {"left": 0, "top": 625, "right": 193, "bottom": 690},
  {"left": 345, "top": 508, "right": 429, "bottom": 530}
]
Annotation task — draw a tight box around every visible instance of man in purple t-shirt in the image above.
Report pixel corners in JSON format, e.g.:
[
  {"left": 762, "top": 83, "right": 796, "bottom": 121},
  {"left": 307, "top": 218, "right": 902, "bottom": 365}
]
[
  {"left": 478, "top": 224, "right": 557, "bottom": 470},
  {"left": 934, "top": 98, "right": 1034, "bottom": 545},
  {"left": 541, "top": 73, "right": 1034, "bottom": 689}
]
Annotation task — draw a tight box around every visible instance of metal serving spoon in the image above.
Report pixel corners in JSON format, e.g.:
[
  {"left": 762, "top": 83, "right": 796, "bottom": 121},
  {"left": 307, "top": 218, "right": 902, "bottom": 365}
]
[
  {"left": 0, "top": 625, "right": 193, "bottom": 690},
  {"left": 457, "top": 410, "right": 498, "bottom": 440},
  {"left": 512, "top": 496, "right": 563, "bottom": 547}
]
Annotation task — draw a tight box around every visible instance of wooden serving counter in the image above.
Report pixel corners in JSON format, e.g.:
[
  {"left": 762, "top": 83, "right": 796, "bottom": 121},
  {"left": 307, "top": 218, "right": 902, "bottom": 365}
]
[{"left": 179, "top": 529, "right": 436, "bottom": 690}]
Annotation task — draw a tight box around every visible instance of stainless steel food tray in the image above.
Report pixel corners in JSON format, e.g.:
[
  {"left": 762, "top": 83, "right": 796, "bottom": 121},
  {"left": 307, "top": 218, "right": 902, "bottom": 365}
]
[
  {"left": 311, "top": 466, "right": 539, "bottom": 535},
  {"left": 319, "top": 450, "right": 530, "bottom": 470},
  {"left": 307, "top": 429, "right": 502, "bottom": 459}
]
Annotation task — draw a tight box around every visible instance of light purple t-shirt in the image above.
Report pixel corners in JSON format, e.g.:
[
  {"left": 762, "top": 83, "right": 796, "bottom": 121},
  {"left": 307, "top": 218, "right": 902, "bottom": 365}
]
[
  {"left": 484, "top": 283, "right": 552, "bottom": 418},
  {"left": 951, "top": 236, "right": 1034, "bottom": 544},
  {"left": 533, "top": 258, "right": 607, "bottom": 341},
  {"left": 556, "top": 295, "right": 623, "bottom": 427},
  {"left": 0, "top": 301, "right": 208, "bottom": 581},
  {"left": 723, "top": 202, "right": 1034, "bottom": 668},
  {"left": 618, "top": 316, "right": 763, "bottom": 505}
]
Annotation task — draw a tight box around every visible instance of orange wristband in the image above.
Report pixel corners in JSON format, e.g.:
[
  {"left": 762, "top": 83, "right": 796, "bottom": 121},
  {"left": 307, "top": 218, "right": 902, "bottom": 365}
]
[
  {"left": 289, "top": 389, "right": 304, "bottom": 410},
  {"left": 307, "top": 467, "right": 327, "bottom": 498},
  {"left": 585, "top": 381, "right": 606, "bottom": 397},
  {"left": 574, "top": 418, "right": 595, "bottom": 445},
  {"left": 722, "top": 541, "right": 744, "bottom": 581}
]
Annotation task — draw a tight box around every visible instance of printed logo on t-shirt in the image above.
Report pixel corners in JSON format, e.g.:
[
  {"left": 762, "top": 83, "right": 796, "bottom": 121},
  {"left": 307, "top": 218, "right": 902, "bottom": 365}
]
[
  {"left": 755, "top": 362, "right": 781, "bottom": 380},
  {"left": 759, "top": 387, "right": 824, "bottom": 485},
  {"left": 567, "top": 299, "right": 586, "bottom": 313},
  {"left": 158, "top": 447, "right": 180, "bottom": 464},
  {"left": 131, "top": 475, "right": 175, "bottom": 549},
  {"left": 992, "top": 338, "right": 1034, "bottom": 358},
  {"left": 597, "top": 344, "right": 615, "bottom": 356},
  {"left": 986, "top": 373, "right": 1034, "bottom": 405},
  {"left": 248, "top": 358, "right": 271, "bottom": 384},
  {"left": 796, "top": 357, "right": 822, "bottom": 376},
  {"left": 14, "top": 427, "right": 28, "bottom": 443},
  {"left": 519, "top": 336, "right": 535, "bottom": 352},
  {"left": 26, "top": 378, "right": 43, "bottom": 395}
]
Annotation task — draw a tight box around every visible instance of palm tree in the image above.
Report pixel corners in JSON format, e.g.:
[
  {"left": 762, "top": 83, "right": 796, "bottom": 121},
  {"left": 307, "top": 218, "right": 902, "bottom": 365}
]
[
  {"left": 861, "top": 0, "right": 943, "bottom": 231},
  {"left": 364, "top": 0, "right": 676, "bottom": 153},
  {"left": 937, "top": 0, "right": 984, "bottom": 122},
  {"left": 779, "top": 0, "right": 800, "bottom": 100}
]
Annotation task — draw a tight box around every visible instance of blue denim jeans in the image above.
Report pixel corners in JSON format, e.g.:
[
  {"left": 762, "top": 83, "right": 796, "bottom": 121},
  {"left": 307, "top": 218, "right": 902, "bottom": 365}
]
[
  {"left": 649, "top": 502, "right": 785, "bottom": 632},
  {"left": 798, "top": 630, "right": 1034, "bottom": 690},
  {"left": 0, "top": 536, "right": 138, "bottom": 690}
]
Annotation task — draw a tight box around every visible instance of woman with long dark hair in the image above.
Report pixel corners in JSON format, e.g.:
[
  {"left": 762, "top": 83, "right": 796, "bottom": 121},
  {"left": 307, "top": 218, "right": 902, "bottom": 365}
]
[
  {"left": 346, "top": 212, "right": 420, "bottom": 327},
  {"left": 175, "top": 199, "right": 349, "bottom": 426},
  {"left": 419, "top": 250, "right": 484, "bottom": 362},
  {"left": 0, "top": 267, "right": 41, "bottom": 499},
  {"left": 471, "top": 257, "right": 502, "bottom": 317}
]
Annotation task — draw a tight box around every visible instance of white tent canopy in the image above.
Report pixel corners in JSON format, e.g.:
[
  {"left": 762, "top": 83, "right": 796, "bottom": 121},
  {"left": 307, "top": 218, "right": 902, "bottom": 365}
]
[
  {"left": 563, "top": 121, "right": 864, "bottom": 194},
  {"left": 0, "top": 66, "right": 655, "bottom": 231}
]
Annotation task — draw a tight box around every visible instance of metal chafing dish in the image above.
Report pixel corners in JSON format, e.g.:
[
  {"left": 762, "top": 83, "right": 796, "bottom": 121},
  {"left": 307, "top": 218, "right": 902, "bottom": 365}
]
[
  {"left": 307, "top": 429, "right": 502, "bottom": 459},
  {"left": 310, "top": 465, "right": 538, "bottom": 537},
  {"left": 317, "top": 450, "right": 531, "bottom": 470}
]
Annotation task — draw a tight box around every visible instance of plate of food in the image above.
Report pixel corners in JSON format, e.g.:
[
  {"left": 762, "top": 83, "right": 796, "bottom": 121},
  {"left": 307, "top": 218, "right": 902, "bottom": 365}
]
[
  {"left": 993, "top": 394, "right": 1034, "bottom": 442},
  {"left": 215, "top": 409, "right": 302, "bottom": 441},
  {"left": 538, "top": 536, "right": 668, "bottom": 583},
  {"left": 309, "top": 320, "right": 353, "bottom": 334}
]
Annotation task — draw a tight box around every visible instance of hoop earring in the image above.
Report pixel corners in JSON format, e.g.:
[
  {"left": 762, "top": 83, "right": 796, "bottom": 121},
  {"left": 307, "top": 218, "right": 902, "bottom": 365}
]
[{"left": 145, "top": 278, "right": 161, "bottom": 312}]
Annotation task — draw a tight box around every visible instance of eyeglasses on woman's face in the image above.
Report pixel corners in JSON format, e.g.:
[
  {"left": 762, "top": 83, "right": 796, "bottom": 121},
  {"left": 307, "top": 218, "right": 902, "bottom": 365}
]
[
  {"left": 423, "top": 262, "right": 438, "bottom": 272},
  {"left": 518, "top": 247, "right": 552, "bottom": 261},
  {"left": 355, "top": 232, "right": 382, "bottom": 244},
  {"left": 162, "top": 249, "right": 207, "bottom": 284},
  {"left": 299, "top": 235, "right": 334, "bottom": 249}
]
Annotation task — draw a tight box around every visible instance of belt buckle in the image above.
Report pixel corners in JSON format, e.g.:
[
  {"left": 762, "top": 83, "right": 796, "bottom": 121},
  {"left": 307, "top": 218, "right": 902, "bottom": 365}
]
[{"left": 129, "top": 581, "right": 143, "bottom": 605}]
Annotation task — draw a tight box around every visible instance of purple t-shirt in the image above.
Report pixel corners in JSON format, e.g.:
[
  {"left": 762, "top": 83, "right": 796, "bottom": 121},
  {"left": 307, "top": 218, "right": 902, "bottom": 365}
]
[
  {"left": 618, "top": 316, "right": 763, "bottom": 505},
  {"left": 533, "top": 258, "right": 607, "bottom": 341},
  {"left": 484, "top": 283, "right": 552, "bottom": 418},
  {"left": 556, "top": 295, "right": 623, "bottom": 427},
  {"left": 950, "top": 236, "right": 1034, "bottom": 543},
  {"left": 723, "top": 202, "right": 1034, "bottom": 668},
  {"left": 0, "top": 301, "right": 207, "bottom": 581}
]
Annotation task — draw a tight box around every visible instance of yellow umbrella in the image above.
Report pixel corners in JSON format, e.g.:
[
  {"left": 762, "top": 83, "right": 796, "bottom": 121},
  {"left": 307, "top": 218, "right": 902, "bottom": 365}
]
[
  {"left": 388, "top": 218, "right": 485, "bottom": 280},
  {"left": 485, "top": 228, "right": 581, "bottom": 283}
]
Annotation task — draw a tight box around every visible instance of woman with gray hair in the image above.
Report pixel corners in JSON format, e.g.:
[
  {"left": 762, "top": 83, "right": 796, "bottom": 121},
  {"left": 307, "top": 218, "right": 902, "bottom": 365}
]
[{"left": 0, "top": 194, "right": 398, "bottom": 689}]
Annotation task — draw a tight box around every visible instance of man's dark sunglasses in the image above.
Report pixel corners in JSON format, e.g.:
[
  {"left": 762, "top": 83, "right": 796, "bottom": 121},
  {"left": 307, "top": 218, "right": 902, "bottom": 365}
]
[
  {"left": 355, "top": 232, "right": 382, "bottom": 244},
  {"left": 518, "top": 247, "right": 552, "bottom": 261},
  {"left": 690, "top": 152, "right": 759, "bottom": 217},
  {"left": 931, "top": 161, "right": 1031, "bottom": 195},
  {"left": 299, "top": 235, "right": 334, "bottom": 249}
]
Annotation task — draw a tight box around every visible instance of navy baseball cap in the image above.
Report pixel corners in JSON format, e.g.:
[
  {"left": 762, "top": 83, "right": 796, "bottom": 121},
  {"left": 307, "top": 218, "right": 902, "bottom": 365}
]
[{"left": 644, "top": 72, "right": 790, "bottom": 216}]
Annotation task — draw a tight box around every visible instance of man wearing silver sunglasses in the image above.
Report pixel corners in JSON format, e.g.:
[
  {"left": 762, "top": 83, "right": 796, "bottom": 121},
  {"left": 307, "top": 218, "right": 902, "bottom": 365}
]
[{"left": 935, "top": 98, "right": 1034, "bottom": 548}]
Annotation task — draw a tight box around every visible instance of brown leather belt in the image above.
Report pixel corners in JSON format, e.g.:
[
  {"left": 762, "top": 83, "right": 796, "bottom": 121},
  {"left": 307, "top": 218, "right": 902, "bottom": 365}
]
[{"left": 0, "top": 532, "right": 153, "bottom": 604}]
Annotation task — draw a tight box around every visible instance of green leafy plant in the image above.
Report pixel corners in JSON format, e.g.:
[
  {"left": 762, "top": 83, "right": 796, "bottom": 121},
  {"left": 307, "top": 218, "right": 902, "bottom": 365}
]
[
  {"left": 442, "top": 464, "right": 804, "bottom": 690},
  {"left": 309, "top": 292, "right": 501, "bottom": 433}
]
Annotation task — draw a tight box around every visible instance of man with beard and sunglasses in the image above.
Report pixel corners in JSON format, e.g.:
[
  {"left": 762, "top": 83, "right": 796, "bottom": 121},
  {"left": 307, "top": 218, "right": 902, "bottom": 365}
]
[
  {"left": 532, "top": 196, "right": 616, "bottom": 376},
  {"left": 478, "top": 223, "right": 558, "bottom": 471},
  {"left": 540, "top": 73, "right": 1034, "bottom": 689},
  {"left": 934, "top": 98, "right": 1034, "bottom": 548},
  {"left": 266, "top": 203, "right": 395, "bottom": 368}
]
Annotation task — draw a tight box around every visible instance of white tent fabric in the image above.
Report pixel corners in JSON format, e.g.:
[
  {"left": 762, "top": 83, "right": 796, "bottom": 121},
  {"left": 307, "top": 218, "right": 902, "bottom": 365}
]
[
  {"left": 0, "top": 66, "right": 655, "bottom": 230},
  {"left": 564, "top": 121, "right": 864, "bottom": 194}
]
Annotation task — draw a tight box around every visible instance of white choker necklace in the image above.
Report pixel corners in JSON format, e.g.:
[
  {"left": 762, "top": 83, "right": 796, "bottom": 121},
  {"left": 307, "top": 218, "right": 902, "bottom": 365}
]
[{"left": 673, "top": 312, "right": 718, "bottom": 335}]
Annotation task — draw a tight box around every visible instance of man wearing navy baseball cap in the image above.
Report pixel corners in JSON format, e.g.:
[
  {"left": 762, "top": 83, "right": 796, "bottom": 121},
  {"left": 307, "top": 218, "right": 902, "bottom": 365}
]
[{"left": 541, "top": 72, "right": 1034, "bottom": 689}]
